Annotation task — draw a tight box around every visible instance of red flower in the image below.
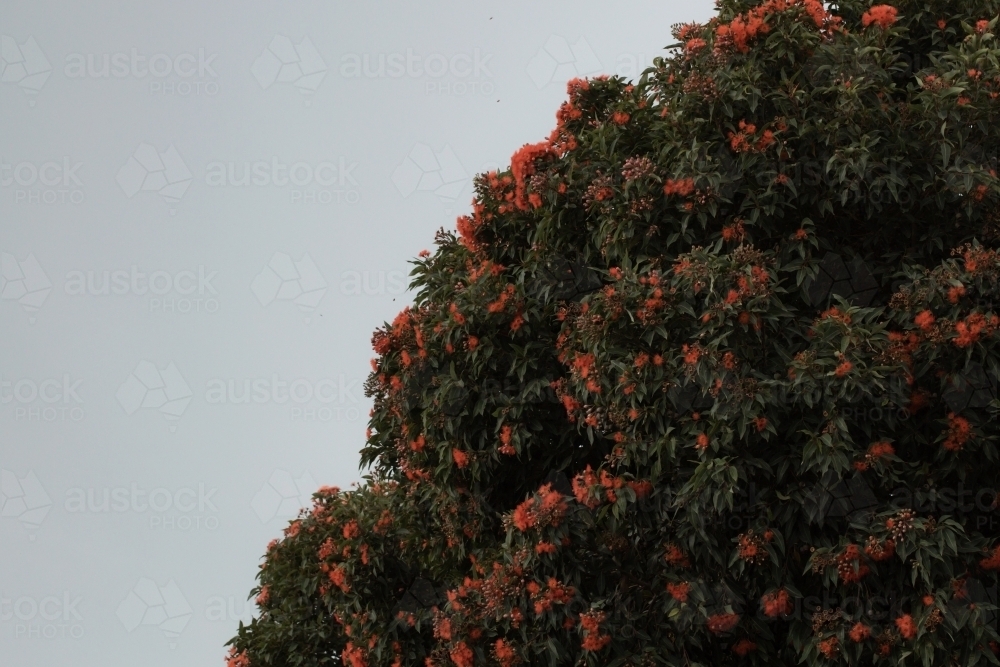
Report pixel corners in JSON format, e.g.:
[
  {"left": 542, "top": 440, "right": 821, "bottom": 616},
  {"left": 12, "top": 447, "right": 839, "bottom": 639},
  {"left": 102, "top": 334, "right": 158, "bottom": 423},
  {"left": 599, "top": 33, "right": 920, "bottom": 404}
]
[
  {"left": 329, "top": 565, "right": 350, "bottom": 593},
  {"left": 667, "top": 581, "right": 691, "bottom": 602},
  {"left": 732, "top": 639, "right": 757, "bottom": 656},
  {"left": 663, "top": 178, "right": 695, "bottom": 197},
  {"left": 943, "top": 413, "right": 971, "bottom": 451},
  {"left": 849, "top": 622, "right": 871, "bottom": 642},
  {"left": 510, "top": 142, "right": 555, "bottom": 211},
  {"left": 342, "top": 520, "right": 360, "bottom": 540},
  {"left": 707, "top": 613, "right": 740, "bottom": 635},
  {"left": 342, "top": 643, "right": 367, "bottom": 667},
  {"left": 980, "top": 545, "right": 1000, "bottom": 570},
  {"left": 837, "top": 544, "right": 870, "bottom": 583},
  {"left": 817, "top": 636, "right": 839, "bottom": 658},
  {"left": 914, "top": 310, "right": 935, "bottom": 331},
  {"left": 535, "top": 541, "right": 557, "bottom": 554},
  {"left": 580, "top": 610, "right": 611, "bottom": 651},
  {"left": 493, "top": 639, "right": 517, "bottom": 667},
  {"left": 453, "top": 448, "right": 469, "bottom": 468},
  {"left": 227, "top": 648, "right": 251, "bottom": 667},
  {"left": 450, "top": 641, "right": 474, "bottom": 667},
  {"left": 762, "top": 589, "right": 792, "bottom": 617},
  {"left": 835, "top": 360, "right": 853, "bottom": 377},
  {"left": 611, "top": 111, "right": 630, "bottom": 125},
  {"left": 861, "top": 5, "right": 898, "bottom": 29},
  {"left": 664, "top": 543, "right": 691, "bottom": 568},
  {"left": 895, "top": 613, "right": 917, "bottom": 640},
  {"left": 695, "top": 433, "right": 710, "bottom": 451},
  {"left": 513, "top": 483, "right": 568, "bottom": 530}
]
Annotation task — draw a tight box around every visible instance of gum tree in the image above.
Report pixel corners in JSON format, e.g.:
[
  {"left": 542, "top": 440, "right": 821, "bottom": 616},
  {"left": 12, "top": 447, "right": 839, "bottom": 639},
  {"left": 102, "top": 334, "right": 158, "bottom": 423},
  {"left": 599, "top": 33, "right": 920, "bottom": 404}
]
[{"left": 228, "top": 1, "right": 1000, "bottom": 665}]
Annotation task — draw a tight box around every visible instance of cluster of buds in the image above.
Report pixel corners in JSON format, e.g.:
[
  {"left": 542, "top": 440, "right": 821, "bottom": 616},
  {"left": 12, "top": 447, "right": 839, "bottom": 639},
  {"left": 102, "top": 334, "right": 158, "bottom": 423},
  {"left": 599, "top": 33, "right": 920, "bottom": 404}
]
[
  {"left": 886, "top": 509, "right": 915, "bottom": 542},
  {"left": 812, "top": 608, "right": 841, "bottom": 635},
  {"left": 925, "top": 607, "right": 943, "bottom": 632},
  {"left": 621, "top": 156, "right": 655, "bottom": 182}
]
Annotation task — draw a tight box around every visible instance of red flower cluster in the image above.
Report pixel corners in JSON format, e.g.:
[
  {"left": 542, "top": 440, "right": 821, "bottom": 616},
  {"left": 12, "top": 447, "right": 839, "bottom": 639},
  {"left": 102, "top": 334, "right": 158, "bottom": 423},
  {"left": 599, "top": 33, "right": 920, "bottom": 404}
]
[
  {"left": 450, "top": 641, "right": 474, "bottom": 667},
  {"left": 611, "top": 111, "right": 630, "bottom": 125},
  {"left": 732, "top": 639, "right": 757, "bottom": 656},
  {"left": 226, "top": 647, "right": 251, "bottom": 667},
  {"left": 714, "top": 0, "right": 834, "bottom": 53},
  {"left": 328, "top": 564, "right": 350, "bottom": 593},
  {"left": 493, "top": 639, "right": 517, "bottom": 667},
  {"left": 344, "top": 642, "right": 370, "bottom": 667},
  {"left": 849, "top": 622, "right": 871, "bottom": 642},
  {"left": 762, "top": 589, "right": 793, "bottom": 617},
  {"left": 836, "top": 544, "right": 870, "bottom": 583},
  {"left": 488, "top": 284, "right": 517, "bottom": 313},
  {"left": 667, "top": 581, "right": 691, "bottom": 602},
  {"left": 512, "top": 483, "right": 567, "bottom": 531},
  {"left": 861, "top": 5, "right": 898, "bottom": 29},
  {"left": 817, "top": 636, "right": 839, "bottom": 658},
  {"left": 962, "top": 246, "right": 997, "bottom": 274},
  {"left": 498, "top": 424, "right": 515, "bottom": 455},
  {"left": 663, "top": 177, "right": 695, "bottom": 197},
  {"left": 580, "top": 610, "right": 612, "bottom": 651},
  {"left": 914, "top": 310, "right": 935, "bottom": 331},
  {"left": 981, "top": 545, "right": 1000, "bottom": 570},
  {"left": 895, "top": 613, "right": 917, "bottom": 640},
  {"left": 727, "top": 120, "right": 775, "bottom": 153},
  {"left": 854, "top": 441, "right": 895, "bottom": 471},
  {"left": 864, "top": 536, "right": 896, "bottom": 561},
  {"left": 664, "top": 543, "right": 691, "bottom": 568},
  {"left": 707, "top": 612, "right": 740, "bottom": 635},
  {"left": 342, "top": 520, "right": 360, "bottom": 540},
  {"left": 510, "top": 142, "right": 555, "bottom": 211},
  {"left": 942, "top": 412, "right": 971, "bottom": 451},
  {"left": 528, "top": 577, "right": 574, "bottom": 615},
  {"left": 954, "top": 312, "right": 998, "bottom": 348}
]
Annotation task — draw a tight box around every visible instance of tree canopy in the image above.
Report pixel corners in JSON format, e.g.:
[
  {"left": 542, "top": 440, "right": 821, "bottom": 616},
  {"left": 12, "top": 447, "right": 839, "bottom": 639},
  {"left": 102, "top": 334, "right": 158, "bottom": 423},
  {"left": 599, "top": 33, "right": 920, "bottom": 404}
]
[{"left": 228, "top": 2, "right": 1000, "bottom": 666}]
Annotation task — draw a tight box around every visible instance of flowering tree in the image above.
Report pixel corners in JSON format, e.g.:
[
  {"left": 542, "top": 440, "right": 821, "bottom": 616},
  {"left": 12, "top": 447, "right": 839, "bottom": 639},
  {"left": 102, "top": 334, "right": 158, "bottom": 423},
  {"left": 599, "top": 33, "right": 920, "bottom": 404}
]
[{"left": 228, "top": 1, "right": 1000, "bottom": 666}]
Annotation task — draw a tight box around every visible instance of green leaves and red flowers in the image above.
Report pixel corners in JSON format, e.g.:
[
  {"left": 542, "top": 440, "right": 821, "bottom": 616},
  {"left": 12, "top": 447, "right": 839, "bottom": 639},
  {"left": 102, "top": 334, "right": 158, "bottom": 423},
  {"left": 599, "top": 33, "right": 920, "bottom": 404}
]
[{"left": 230, "top": 2, "right": 1000, "bottom": 666}]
